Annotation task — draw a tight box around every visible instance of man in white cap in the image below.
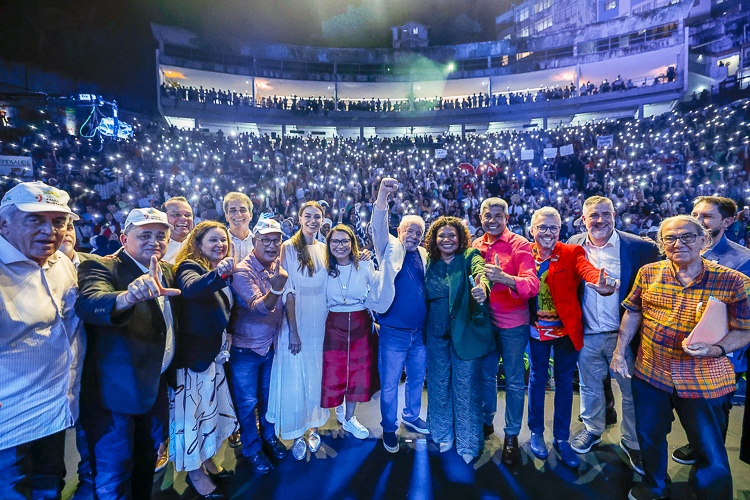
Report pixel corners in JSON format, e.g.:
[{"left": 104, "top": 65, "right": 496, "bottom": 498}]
[
  {"left": 76, "top": 207, "right": 182, "bottom": 500},
  {"left": 0, "top": 181, "right": 81, "bottom": 499}
]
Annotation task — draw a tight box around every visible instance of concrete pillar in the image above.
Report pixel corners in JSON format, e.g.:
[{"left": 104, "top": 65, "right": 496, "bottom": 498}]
[
  {"left": 334, "top": 81, "right": 338, "bottom": 105},
  {"left": 487, "top": 56, "right": 492, "bottom": 69},
  {"left": 638, "top": 103, "right": 644, "bottom": 120},
  {"left": 251, "top": 76, "right": 255, "bottom": 106},
  {"left": 461, "top": 123, "right": 466, "bottom": 140},
  {"left": 575, "top": 64, "right": 581, "bottom": 94},
  {"left": 488, "top": 78, "right": 493, "bottom": 97},
  {"left": 360, "top": 126, "right": 364, "bottom": 139},
  {"left": 281, "top": 124, "right": 286, "bottom": 139},
  {"left": 543, "top": 117, "right": 548, "bottom": 130}
]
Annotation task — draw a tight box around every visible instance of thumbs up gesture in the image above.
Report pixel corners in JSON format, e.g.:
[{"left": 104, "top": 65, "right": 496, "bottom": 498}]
[
  {"left": 217, "top": 243, "right": 237, "bottom": 277},
  {"left": 470, "top": 274, "right": 487, "bottom": 304},
  {"left": 484, "top": 254, "right": 513, "bottom": 286},
  {"left": 585, "top": 268, "right": 619, "bottom": 296}
]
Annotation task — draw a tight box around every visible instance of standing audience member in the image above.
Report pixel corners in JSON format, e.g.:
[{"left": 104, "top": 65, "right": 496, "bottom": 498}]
[
  {"left": 0, "top": 181, "right": 81, "bottom": 500},
  {"left": 322, "top": 224, "right": 380, "bottom": 439},
  {"left": 229, "top": 218, "right": 289, "bottom": 473},
  {"left": 525, "top": 207, "right": 618, "bottom": 468},
  {"left": 567, "top": 196, "right": 658, "bottom": 475},
  {"left": 670, "top": 196, "right": 750, "bottom": 465},
  {"left": 76, "top": 208, "right": 181, "bottom": 500},
  {"left": 473, "top": 197, "right": 540, "bottom": 465},
  {"left": 266, "top": 202, "right": 330, "bottom": 460},
  {"left": 370, "top": 178, "right": 430, "bottom": 453},
  {"left": 162, "top": 197, "right": 194, "bottom": 264},
  {"left": 424, "top": 216, "right": 493, "bottom": 463},
  {"left": 171, "top": 221, "right": 240, "bottom": 497},
  {"left": 612, "top": 215, "right": 750, "bottom": 500},
  {"left": 224, "top": 192, "right": 255, "bottom": 263}
]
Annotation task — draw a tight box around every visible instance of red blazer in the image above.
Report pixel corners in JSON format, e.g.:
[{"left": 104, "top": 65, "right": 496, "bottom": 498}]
[{"left": 530, "top": 241, "right": 603, "bottom": 351}]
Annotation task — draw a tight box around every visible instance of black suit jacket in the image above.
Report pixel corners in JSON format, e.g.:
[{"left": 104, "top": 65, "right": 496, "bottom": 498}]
[
  {"left": 174, "top": 259, "right": 232, "bottom": 373},
  {"left": 567, "top": 229, "right": 660, "bottom": 322},
  {"left": 76, "top": 249, "right": 180, "bottom": 415}
]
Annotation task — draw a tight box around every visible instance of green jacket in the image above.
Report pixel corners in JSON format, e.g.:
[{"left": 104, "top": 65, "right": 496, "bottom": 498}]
[{"left": 425, "top": 247, "right": 495, "bottom": 360}]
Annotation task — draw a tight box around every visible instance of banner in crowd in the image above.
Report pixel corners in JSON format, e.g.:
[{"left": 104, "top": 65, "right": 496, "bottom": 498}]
[
  {"left": 435, "top": 149, "right": 448, "bottom": 159},
  {"left": 596, "top": 135, "right": 614, "bottom": 149},
  {"left": 521, "top": 149, "right": 534, "bottom": 160},
  {"left": 560, "top": 144, "right": 574, "bottom": 156},
  {"left": 495, "top": 150, "right": 510, "bottom": 160},
  {"left": 543, "top": 148, "right": 558, "bottom": 159},
  {"left": 0, "top": 155, "right": 33, "bottom": 177}
]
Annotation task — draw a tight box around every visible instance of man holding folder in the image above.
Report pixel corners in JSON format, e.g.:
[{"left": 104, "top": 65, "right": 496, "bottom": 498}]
[{"left": 611, "top": 215, "right": 750, "bottom": 500}]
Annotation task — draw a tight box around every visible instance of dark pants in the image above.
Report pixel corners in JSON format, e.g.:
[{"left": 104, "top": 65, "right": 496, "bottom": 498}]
[
  {"left": 632, "top": 377, "right": 732, "bottom": 500},
  {"left": 81, "top": 376, "right": 168, "bottom": 500},
  {"left": 0, "top": 431, "right": 66, "bottom": 500},
  {"left": 75, "top": 420, "right": 93, "bottom": 484},
  {"left": 229, "top": 345, "right": 275, "bottom": 456},
  {"left": 527, "top": 336, "right": 579, "bottom": 441}
]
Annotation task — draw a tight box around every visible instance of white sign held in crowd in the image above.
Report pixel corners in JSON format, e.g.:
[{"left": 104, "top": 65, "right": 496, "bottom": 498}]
[
  {"left": 435, "top": 149, "right": 448, "bottom": 159},
  {"left": 0, "top": 155, "right": 33, "bottom": 177},
  {"left": 521, "top": 149, "right": 534, "bottom": 160},
  {"left": 597, "top": 135, "right": 614, "bottom": 149},
  {"left": 560, "top": 144, "right": 574, "bottom": 156},
  {"left": 543, "top": 148, "right": 558, "bottom": 159}
]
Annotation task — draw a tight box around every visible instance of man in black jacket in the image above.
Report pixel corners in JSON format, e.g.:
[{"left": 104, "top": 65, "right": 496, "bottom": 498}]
[{"left": 76, "top": 207, "right": 181, "bottom": 500}]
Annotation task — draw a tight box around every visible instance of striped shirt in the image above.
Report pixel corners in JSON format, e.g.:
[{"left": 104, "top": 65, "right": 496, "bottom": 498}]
[
  {"left": 0, "top": 237, "right": 79, "bottom": 450},
  {"left": 622, "top": 259, "right": 750, "bottom": 398}
]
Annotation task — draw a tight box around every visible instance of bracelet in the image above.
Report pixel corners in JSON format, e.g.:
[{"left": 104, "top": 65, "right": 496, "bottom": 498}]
[
  {"left": 270, "top": 288, "right": 283, "bottom": 295},
  {"left": 715, "top": 344, "right": 727, "bottom": 358}
]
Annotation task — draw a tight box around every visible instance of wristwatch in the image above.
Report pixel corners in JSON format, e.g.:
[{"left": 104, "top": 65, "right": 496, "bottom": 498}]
[{"left": 715, "top": 344, "right": 727, "bottom": 358}]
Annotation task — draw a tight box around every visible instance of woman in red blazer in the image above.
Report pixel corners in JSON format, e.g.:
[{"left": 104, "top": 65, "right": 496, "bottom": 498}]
[{"left": 526, "top": 208, "right": 618, "bottom": 468}]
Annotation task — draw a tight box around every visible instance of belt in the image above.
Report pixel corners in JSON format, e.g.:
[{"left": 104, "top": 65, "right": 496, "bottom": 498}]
[{"left": 585, "top": 330, "right": 619, "bottom": 335}]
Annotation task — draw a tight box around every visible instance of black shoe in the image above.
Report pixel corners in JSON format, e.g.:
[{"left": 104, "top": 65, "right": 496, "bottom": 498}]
[
  {"left": 263, "top": 436, "right": 288, "bottom": 460},
  {"left": 484, "top": 423, "right": 495, "bottom": 440},
  {"left": 620, "top": 441, "right": 645, "bottom": 475},
  {"left": 246, "top": 450, "right": 273, "bottom": 474},
  {"left": 185, "top": 474, "right": 227, "bottom": 499},
  {"left": 605, "top": 409, "right": 618, "bottom": 426},
  {"left": 207, "top": 468, "right": 233, "bottom": 488},
  {"left": 671, "top": 444, "right": 695, "bottom": 465}
]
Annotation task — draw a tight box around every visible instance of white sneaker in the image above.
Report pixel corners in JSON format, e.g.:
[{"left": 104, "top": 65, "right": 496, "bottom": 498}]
[
  {"left": 342, "top": 416, "right": 369, "bottom": 439},
  {"left": 292, "top": 437, "right": 306, "bottom": 460},
  {"left": 335, "top": 404, "right": 346, "bottom": 424}
]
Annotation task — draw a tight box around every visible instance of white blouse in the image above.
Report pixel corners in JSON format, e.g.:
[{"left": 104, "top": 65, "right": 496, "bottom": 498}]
[{"left": 326, "top": 260, "right": 376, "bottom": 312}]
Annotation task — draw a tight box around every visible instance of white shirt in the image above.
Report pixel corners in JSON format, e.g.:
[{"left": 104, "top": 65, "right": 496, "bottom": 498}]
[
  {"left": 581, "top": 230, "right": 622, "bottom": 334},
  {"left": 123, "top": 250, "right": 176, "bottom": 373},
  {"left": 326, "top": 261, "right": 375, "bottom": 312},
  {"left": 162, "top": 238, "right": 186, "bottom": 264},
  {"left": 230, "top": 230, "right": 254, "bottom": 263},
  {"left": 0, "top": 238, "right": 79, "bottom": 449}
]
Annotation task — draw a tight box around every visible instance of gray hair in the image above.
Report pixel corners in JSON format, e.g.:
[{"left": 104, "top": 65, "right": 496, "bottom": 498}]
[
  {"left": 480, "top": 197, "right": 508, "bottom": 215},
  {"left": 531, "top": 207, "right": 562, "bottom": 227},
  {"left": 0, "top": 204, "right": 19, "bottom": 223},
  {"left": 656, "top": 215, "right": 712, "bottom": 256},
  {"left": 582, "top": 196, "right": 615, "bottom": 216},
  {"left": 399, "top": 214, "right": 425, "bottom": 235}
]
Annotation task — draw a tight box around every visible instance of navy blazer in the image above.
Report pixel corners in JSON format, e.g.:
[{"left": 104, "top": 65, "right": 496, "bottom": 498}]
[
  {"left": 76, "top": 249, "right": 180, "bottom": 415},
  {"left": 174, "top": 260, "right": 233, "bottom": 373},
  {"left": 567, "top": 229, "right": 660, "bottom": 320}
]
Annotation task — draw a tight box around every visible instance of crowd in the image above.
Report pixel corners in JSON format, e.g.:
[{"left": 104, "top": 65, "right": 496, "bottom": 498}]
[
  {"left": 1, "top": 96, "right": 750, "bottom": 500},
  {"left": 160, "top": 70, "right": 674, "bottom": 115}
]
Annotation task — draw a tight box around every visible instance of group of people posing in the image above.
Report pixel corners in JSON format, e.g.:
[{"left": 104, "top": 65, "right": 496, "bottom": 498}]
[{"left": 2, "top": 176, "right": 750, "bottom": 500}]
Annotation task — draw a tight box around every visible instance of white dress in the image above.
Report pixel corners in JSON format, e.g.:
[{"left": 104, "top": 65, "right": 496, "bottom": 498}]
[
  {"left": 266, "top": 240, "right": 330, "bottom": 440},
  {"left": 168, "top": 289, "right": 238, "bottom": 472}
]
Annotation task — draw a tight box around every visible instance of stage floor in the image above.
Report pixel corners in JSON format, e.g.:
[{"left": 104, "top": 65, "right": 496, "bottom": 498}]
[{"left": 63, "top": 385, "right": 750, "bottom": 500}]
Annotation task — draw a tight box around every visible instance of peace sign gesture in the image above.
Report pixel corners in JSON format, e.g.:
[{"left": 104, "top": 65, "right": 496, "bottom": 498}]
[
  {"left": 217, "top": 243, "right": 237, "bottom": 277},
  {"left": 124, "top": 255, "right": 181, "bottom": 306}
]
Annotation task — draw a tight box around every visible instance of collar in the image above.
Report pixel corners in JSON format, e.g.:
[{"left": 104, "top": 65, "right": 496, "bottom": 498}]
[
  {"left": 230, "top": 229, "right": 252, "bottom": 243},
  {"left": 482, "top": 227, "right": 511, "bottom": 247},
  {"left": 706, "top": 234, "right": 729, "bottom": 255},
  {"left": 532, "top": 241, "right": 561, "bottom": 262},
  {"left": 667, "top": 257, "right": 707, "bottom": 289},
  {"left": 122, "top": 249, "right": 150, "bottom": 273},
  {"left": 0, "top": 235, "right": 60, "bottom": 269},
  {"left": 585, "top": 229, "right": 619, "bottom": 249},
  {"left": 247, "top": 252, "right": 274, "bottom": 274}
]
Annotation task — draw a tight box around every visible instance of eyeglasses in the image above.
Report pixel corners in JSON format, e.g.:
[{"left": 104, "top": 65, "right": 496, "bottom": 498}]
[
  {"left": 259, "top": 237, "right": 282, "bottom": 247},
  {"left": 330, "top": 239, "right": 351, "bottom": 248},
  {"left": 535, "top": 225, "right": 560, "bottom": 234},
  {"left": 661, "top": 233, "right": 699, "bottom": 246}
]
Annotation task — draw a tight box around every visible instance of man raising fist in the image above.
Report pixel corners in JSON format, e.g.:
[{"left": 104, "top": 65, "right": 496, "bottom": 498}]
[
  {"left": 76, "top": 207, "right": 182, "bottom": 499},
  {"left": 472, "top": 197, "right": 540, "bottom": 465}
]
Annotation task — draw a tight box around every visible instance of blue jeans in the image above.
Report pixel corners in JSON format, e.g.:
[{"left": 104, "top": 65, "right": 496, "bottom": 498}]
[
  {"left": 482, "top": 324, "right": 530, "bottom": 436},
  {"left": 0, "top": 431, "right": 66, "bottom": 500},
  {"left": 81, "top": 375, "right": 168, "bottom": 500},
  {"left": 377, "top": 325, "right": 427, "bottom": 433},
  {"left": 632, "top": 376, "right": 733, "bottom": 500},
  {"left": 229, "top": 345, "right": 275, "bottom": 456},
  {"left": 527, "top": 335, "right": 579, "bottom": 441}
]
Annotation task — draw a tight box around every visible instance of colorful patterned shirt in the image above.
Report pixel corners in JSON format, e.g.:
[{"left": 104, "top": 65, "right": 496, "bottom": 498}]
[
  {"left": 622, "top": 259, "right": 750, "bottom": 399},
  {"left": 531, "top": 248, "right": 565, "bottom": 341}
]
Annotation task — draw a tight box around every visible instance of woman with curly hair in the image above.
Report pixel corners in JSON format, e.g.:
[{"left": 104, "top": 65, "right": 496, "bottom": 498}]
[
  {"left": 322, "top": 224, "right": 380, "bottom": 440},
  {"left": 423, "top": 216, "right": 494, "bottom": 463}
]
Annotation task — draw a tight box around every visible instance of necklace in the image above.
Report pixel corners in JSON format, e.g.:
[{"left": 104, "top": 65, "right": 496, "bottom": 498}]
[{"left": 337, "top": 265, "right": 354, "bottom": 304}]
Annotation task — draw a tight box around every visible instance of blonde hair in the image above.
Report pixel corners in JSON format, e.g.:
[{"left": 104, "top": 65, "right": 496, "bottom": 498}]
[{"left": 174, "top": 221, "right": 230, "bottom": 269}]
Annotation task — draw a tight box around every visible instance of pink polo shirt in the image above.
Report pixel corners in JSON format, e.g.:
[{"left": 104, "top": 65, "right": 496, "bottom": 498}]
[{"left": 473, "top": 229, "right": 540, "bottom": 329}]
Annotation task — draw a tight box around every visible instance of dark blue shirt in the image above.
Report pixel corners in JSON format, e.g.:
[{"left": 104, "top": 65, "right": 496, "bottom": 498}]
[{"left": 377, "top": 250, "right": 426, "bottom": 329}]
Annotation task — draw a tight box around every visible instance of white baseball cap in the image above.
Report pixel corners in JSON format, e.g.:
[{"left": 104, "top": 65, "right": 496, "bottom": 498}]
[
  {"left": 1, "top": 181, "right": 80, "bottom": 220},
  {"left": 253, "top": 218, "right": 283, "bottom": 236},
  {"left": 124, "top": 208, "right": 173, "bottom": 231}
]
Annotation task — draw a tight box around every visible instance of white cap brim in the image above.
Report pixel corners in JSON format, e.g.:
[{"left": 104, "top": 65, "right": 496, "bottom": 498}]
[
  {"left": 13, "top": 202, "right": 80, "bottom": 221},
  {"left": 127, "top": 220, "right": 174, "bottom": 230},
  {"left": 254, "top": 228, "right": 283, "bottom": 236}
]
